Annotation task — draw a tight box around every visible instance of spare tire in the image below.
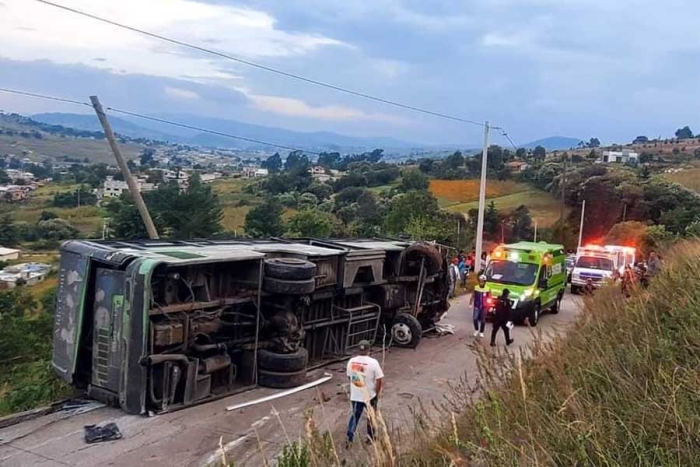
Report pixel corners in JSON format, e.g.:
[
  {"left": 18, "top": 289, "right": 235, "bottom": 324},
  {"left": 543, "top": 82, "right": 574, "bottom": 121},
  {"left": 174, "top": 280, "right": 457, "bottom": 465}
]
[
  {"left": 263, "top": 277, "right": 315, "bottom": 295},
  {"left": 258, "top": 368, "right": 307, "bottom": 389},
  {"left": 264, "top": 258, "right": 316, "bottom": 281},
  {"left": 257, "top": 348, "right": 308, "bottom": 372}
]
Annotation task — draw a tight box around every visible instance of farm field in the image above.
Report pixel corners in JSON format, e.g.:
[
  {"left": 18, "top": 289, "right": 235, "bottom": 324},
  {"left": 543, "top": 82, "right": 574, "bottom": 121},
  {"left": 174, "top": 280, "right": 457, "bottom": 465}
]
[
  {"left": 665, "top": 167, "right": 700, "bottom": 193},
  {"left": 0, "top": 133, "right": 143, "bottom": 164},
  {"left": 211, "top": 178, "right": 260, "bottom": 233},
  {"left": 429, "top": 179, "right": 564, "bottom": 227},
  {"left": 0, "top": 184, "right": 106, "bottom": 236}
]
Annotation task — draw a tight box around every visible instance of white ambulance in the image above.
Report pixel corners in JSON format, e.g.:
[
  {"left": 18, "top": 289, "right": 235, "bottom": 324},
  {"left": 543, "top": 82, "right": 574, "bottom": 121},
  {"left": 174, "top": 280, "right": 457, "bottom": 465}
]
[{"left": 570, "top": 245, "right": 636, "bottom": 294}]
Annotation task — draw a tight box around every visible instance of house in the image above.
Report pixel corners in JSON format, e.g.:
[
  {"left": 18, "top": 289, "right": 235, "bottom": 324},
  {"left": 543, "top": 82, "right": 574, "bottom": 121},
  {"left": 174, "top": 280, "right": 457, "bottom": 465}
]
[
  {"left": 199, "top": 172, "right": 223, "bottom": 183},
  {"left": 162, "top": 169, "right": 189, "bottom": 188},
  {"left": 599, "top": 149, "right": 639, "bottom": 164},
  {"left": 0, "top": 185, "right": 29, "bottom": 202},
  {"left": 506, "top": 161, "right": 529, "bottom": 172},
  {"left": 0, "top": 262, "right": 51, "bottom": 289},
  {"left": 101, "top": 176, "right": 156, "bottom": 199},
  {"left": 5, "top": 169, "right": 35, "bottom": 183},
  {"left": 0, "top": 247, "right": 20, "bottom": 262},
  {"left": 308, "top": 165, "right": 331, "bottom": 182},
  {"left": 242, "top": 167, "right": 268, "bottom": 178}
]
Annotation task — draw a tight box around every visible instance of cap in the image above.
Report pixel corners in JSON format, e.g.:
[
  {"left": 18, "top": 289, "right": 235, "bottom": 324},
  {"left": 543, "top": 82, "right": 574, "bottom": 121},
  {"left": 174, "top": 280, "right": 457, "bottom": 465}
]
[
  {"left": 359, "top": 340, "right": 371, "bottom": 350},
  {"left": 478, "top": 275, "right": 487, "bottom": 281}
]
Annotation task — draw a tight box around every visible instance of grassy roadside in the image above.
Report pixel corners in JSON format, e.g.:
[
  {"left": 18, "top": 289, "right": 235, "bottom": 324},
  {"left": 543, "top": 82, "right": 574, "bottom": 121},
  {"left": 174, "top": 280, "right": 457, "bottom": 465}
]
[{"left": 263, "top": 240, "right": 700, "bottom": 466}]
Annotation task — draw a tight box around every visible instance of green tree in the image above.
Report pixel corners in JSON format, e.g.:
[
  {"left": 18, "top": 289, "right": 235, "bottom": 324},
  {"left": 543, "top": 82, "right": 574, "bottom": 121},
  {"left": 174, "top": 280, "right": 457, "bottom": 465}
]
[
  {"left": 159, "top": 175, "right": 223, "bottom": 238},
  {"left": 36, "top": 218, "right": 79, "bottom": 240},
  {"left": 286, "top": 210, "right": 334, "bottom": 237},
  {"left": 484, "top": 201, "right": 500, "bottom": 238},
  {"left": 675, "top": 126, "right": 694, "bottom": 140},
  {"left": 399, "top": 170, "right": 429, "bottom": 192},
  {"left": 262, "top": 153, "right": 283, "bottom": 174},
  {"left": 0, "top": 214, "right": 19, "bottom": 246},
  {"left": 385, "top": 190, "right": 440, "bottom": 235},
  {"left": 317, "top": 152, "right": 341, "bottom": 169},
  {"left": 587, "top": 138, "right": 601, "bottom": 148},
  {"left": 244, "top": 198, "right": 285, "bottom": 237},
  {"left": 140, "top": 148, "right": 155, "bottom": 166},
  {"left": 533, "top": 145, "right": 546, "bottom": 161},
  {"left": 305, "top": 182, "right": 333, "bottom": 201},
  {"left": 284, "top": 151, "right": 311, "bottom": 172},
  {"left": 509, "top": 205, "right": 534, "bottom": 241}
]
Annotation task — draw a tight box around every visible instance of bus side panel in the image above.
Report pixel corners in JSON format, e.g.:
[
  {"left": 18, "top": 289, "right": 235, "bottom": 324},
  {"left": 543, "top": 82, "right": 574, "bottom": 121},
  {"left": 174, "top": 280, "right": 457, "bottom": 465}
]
[{"left": 52, "top": 249, "right": 90, "bottom": 383}]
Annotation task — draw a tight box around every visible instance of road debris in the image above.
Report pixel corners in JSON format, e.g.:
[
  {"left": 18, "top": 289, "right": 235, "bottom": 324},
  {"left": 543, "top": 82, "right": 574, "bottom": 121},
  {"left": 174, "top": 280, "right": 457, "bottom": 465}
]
[
  {"left": 226, "top": 372, "right": 333, "bottom": 411},
  {"left": 84, "top": 422, "right": 122, "bottom": 444}
]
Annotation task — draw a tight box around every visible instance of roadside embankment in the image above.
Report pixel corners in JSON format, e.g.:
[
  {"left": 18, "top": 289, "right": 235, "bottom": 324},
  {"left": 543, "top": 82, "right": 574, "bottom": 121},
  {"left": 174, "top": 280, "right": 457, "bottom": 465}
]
[{"left": 401, "top": 241, "right": 700, "bottom": 466}]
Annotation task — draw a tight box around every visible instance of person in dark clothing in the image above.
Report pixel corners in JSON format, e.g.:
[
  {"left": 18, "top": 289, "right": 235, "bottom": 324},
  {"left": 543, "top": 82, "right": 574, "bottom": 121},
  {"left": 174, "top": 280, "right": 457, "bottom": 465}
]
[
  {"left": 490, "top": 289, "right": 514, "bottom": 347},
  {"left": 583, "top": 279, "right": 595, "bottom": 296}
]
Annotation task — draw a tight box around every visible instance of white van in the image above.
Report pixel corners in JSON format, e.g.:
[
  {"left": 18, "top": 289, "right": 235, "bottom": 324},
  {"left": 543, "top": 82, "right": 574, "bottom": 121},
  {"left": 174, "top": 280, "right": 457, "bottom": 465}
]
[{"left": 571, "top": 245, "right": 616, "bottom": 293}]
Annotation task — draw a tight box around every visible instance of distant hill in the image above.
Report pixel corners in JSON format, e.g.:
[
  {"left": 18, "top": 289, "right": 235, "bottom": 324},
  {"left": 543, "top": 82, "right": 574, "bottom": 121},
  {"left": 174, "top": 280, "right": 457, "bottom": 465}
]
[
  {"left": 32, "top": 112, "right": 421, "bottom": 152},
  {"left": 521, "top": 136, "right": 583, "bottom": 151}
]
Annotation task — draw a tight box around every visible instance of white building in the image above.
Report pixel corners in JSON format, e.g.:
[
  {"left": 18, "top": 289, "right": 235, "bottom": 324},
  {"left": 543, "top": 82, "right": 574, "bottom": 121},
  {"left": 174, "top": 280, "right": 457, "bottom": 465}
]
[
  {"left": 0, "top": 262, "right": 51, "bottom": 289},
  {"left": 102, "top": 176, "right": 155, "bottom": 198},
  {"left": 0, "top": 247, "right": 20, "bottom": 262},
  {"left": 199, "top": 172, "right": 223, "bottom": 183},
  {"left": 600, "top": 149, "right": 639, "bottom": 164},
  {"left": 5, "top": 169, "right": 35, "bottom": 183},
  {"left": 242, "top": 167, "right": 268, "bottom": 178}
]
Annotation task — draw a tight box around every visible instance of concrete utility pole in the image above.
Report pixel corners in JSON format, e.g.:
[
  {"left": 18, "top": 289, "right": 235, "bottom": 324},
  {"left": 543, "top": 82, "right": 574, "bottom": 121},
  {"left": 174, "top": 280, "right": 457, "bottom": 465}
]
[
  {"left": 90, "top": 96, "right": 159, "bottom": 239},
  {"left": 577, "top": 199, "right": 586, "bottom": 249},
  {"left": 534, "top": 220, "right": 538, "bottom": 242},
  {"left": 559, "top": 152, "right": 567, "bottom": 245},
  {"left": 474, "top": 121, "right": 489, "bottom": 273}
]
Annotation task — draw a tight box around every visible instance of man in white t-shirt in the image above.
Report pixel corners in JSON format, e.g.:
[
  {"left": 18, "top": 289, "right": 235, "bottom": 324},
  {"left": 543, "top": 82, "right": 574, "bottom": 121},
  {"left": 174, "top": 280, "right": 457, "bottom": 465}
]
[{"left": 346, "top": 340, "right": 384, "bottom": 446}]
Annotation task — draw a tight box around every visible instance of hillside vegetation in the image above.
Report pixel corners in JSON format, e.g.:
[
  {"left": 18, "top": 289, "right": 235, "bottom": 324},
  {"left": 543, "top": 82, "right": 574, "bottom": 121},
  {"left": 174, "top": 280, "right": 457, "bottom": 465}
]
[{"left": 665, "top": 166, "right": 700, "bottom": 193}]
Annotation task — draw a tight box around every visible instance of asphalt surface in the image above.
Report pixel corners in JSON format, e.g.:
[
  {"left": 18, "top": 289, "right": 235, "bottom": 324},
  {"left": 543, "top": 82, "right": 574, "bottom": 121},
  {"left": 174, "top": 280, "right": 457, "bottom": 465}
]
[{"left": 0, "top": 293, "right": 582, "bottom": 467}]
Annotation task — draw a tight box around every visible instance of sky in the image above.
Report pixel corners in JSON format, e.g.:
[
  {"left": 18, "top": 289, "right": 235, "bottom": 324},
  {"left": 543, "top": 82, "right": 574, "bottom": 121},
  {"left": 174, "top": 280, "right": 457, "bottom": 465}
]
[{"left": 0, "top": 0, "right": 699, "bottom": 146}]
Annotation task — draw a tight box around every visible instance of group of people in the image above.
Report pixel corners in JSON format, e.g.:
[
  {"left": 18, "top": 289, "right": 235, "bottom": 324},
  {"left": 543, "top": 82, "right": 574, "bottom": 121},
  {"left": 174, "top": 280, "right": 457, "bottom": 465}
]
[{"left": 449, "top": 249, "right": 493, "bottom": 297}]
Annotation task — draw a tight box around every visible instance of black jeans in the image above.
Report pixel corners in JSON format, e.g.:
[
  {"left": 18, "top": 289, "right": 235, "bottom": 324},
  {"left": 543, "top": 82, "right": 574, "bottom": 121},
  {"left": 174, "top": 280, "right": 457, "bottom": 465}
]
[
  {"left": 490, "top": 322, "right": 511, "bottom": 345},
  {"left": 347, "top": 397, "right": 378, "bottom": 442}
]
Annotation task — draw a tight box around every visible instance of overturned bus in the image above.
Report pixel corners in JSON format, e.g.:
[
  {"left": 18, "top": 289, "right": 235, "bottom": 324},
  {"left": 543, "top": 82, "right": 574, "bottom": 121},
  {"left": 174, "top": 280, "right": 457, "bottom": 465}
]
[{"left": 52, "top": 238, "right": 450, "bottom": 414}]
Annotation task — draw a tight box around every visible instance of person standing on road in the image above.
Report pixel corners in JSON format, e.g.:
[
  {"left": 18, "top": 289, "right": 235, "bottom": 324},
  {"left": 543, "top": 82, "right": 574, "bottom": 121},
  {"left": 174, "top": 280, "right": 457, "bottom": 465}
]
[
  {"left": 448, "top": 258, "right": 460, "bottom": 297},
  {"left": 346, "top": 340, "right": 384, "bottom": 447},
  {"left": 490, "top": 289, "right": 514, "bottom": 347},
  {"left": 647, "top": 251, "right": 662, "bottom": 277},
  {"left": 469, "top": 275, "right": 489, "bottom": 338}
]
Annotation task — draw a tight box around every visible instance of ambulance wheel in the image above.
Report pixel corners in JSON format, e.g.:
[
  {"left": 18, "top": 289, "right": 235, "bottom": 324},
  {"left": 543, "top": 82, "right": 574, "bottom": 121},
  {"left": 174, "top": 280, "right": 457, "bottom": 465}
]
[
  {"left": 391, "top": 314, "right": 422, "bottom": 349},
  {"left": 551, "top": 294, "right": 562, "bottom": 315},
  {"left": 528, "top": 303, "right": 541, "bottom": 327}
]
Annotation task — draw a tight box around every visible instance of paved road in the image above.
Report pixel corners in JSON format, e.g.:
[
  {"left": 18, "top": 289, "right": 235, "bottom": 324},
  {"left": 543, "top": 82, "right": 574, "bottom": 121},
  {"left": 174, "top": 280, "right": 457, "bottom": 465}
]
[{"left": 0, "top": 293, "right": 581, "bottom": 467}]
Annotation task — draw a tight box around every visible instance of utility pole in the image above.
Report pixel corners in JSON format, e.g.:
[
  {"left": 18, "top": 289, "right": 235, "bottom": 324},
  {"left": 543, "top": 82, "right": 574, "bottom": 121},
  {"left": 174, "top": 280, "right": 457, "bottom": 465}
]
[
  {"left": 475, "top": 121, "right": 489, "bottom": 273},
  {"left": 90, "top": 96, "right": 159, "bottom": 239},
  {"left": 559, "top": 152, "right": 567, "bottom": 245},
  {"left": 577, "top": 199, "right": 586, "bottom": 249},
  {"left": 456, "top": 219, "right": 461, "bottom": 246},
  {"left": 622, "top": 203, "right": 627, "bottom": 222},
  {"left": 534, "top": 220, "right": 538, "bottom": 242}
]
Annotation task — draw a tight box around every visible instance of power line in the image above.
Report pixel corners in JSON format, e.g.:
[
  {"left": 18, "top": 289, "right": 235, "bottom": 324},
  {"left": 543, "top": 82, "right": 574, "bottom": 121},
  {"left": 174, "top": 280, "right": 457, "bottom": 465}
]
[
  {"left": 33, "top": 0, "right": 486, "bottom": 128},
  {"left": 0, "top": 87, "right": 90, "bottom": 107},
  {"left": 0, "top": 87, "right": 320, "bottom": 154},
  {"left": 497, "top": 128, "right": 520, "bottom": 152}
]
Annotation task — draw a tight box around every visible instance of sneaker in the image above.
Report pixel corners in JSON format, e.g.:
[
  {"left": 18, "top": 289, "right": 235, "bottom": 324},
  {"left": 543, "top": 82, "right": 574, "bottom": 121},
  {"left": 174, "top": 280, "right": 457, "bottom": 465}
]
[
  {"left": 345, "top": 439, "right": 353, "bottom": 450},
  {"left": 479, "top": 332, "right": 485, "bottom": 338},
  {"left": 507, "top": 339, "right": 514, "bottom": 346},
  {"left": 489, "top": 342, "right": 496, "bottom": 347},
  {"left": 473, "top": 330, "right": 479, "bottom": 337}
]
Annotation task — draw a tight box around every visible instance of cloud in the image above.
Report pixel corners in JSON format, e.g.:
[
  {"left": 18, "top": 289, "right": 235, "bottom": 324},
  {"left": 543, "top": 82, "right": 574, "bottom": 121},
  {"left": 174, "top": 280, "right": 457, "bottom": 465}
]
[
  {"left": 0, "top": 0, "right": 346, "bottom": 83},
  {"left": 164, "top": 86, "right": 200, "bottom": 100},
  {"left": 235, "top": 86, "right": 406, "bottom": 124}
]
